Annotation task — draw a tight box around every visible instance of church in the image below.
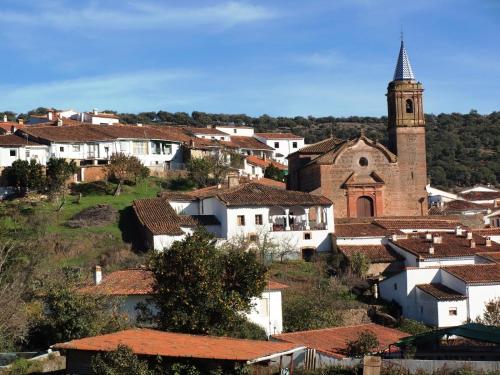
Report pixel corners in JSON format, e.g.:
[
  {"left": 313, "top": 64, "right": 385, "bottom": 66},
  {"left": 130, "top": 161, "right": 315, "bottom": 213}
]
[{"left": 287, "top": 41, "right": 428, "bottom": 218}]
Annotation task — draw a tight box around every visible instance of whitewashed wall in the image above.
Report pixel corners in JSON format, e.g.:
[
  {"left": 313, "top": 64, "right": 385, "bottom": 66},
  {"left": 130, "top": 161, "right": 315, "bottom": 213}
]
[{"left": 245, "top": 290, "right": 283, "bottom": 336}]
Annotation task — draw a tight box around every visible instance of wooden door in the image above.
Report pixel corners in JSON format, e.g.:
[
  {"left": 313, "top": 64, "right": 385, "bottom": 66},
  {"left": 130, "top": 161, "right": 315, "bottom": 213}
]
[{"left": 357, "top": 196, "right": 374, "bottom": 217}]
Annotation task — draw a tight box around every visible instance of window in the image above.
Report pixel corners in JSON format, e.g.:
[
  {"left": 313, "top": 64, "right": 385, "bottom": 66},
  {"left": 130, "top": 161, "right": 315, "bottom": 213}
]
[
  {"left": 292, "top": 141, "right": 298, "bottom": 148},
  {"left": 406, "top": 99, "right": 414, "bottom": 113},
  {"left": 251, "top": 166, "right": 256, "bottom": 174},
  {"left": 233, "top": 129, "right": 237, "bottom": 134},
  {"left": 9, "top": 149, "right": 16, "bottom": 157},
  {"left": 164, "top": 144, "right": 172, "bottom": 155},
  {"left": 393, "top": 283, "right": 398, "bottom": 291},
  {"left": 72, "top": 145, "right": 81, "bottom": 152},
  {"left": 25, "top": 150, "right": 30, "bottom": 158},
  {"left": 359, "top": 157, "right": 368, "bottom": 166},
  {"left": 59, "top": 146, "right": 65, "bottom": 152},
  {"left": 304, "top": 232, "right": 311, "bottom": 240},
  {"left": 260, "top": 297, "right": 269, "bottom": 315},
  {"left": 255, "top": 214, "right": 263, "bottom": 225},
  {"left": 420, "top": 306, "right": 424, "bottom": 314},
  {"left": 133, "top": 141, "right": 148, "bottom": 155},
  {"left": 120, "top": 141, "right": 128, "bottom": 152},
  {"left": 237, "top": 215, "right": 245, "bottom": 226},
  {"left": 151, "top": 141, "right": 161, "bottom": 155},
  {"left": 104, "top": 147, "right": 109, "bottom": 155},
  {"left": 221, "top": 137, "right": 225, "bottom": 141},
  {"left": 449, "top": 307, "right": 458, "bottom": 316},
  {"left": 274, "top": 142, "right": 279, "bottom": 148}
]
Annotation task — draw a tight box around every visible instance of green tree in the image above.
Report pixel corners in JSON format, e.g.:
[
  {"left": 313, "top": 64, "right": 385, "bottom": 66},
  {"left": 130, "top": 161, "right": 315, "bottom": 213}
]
[
  {"left": 3, "top": 159, "right": 44, "bottom": 195},
  {"left": 186, "top": 158, "right": 212, "bottom": 187},
  {"left": 108, "top": 153, "right": 149, "bottom": 196},
  {"left": 91, "top": 345, "right": 153, "bottom": 375},
  {"left": 349, "top": 253, "right": 370, "bottom": 277},
  {"left": 148, "top": 229, "right": 267, "bottom": 336},
  {"left": 264, "top": 164, "right": 286, "bottom": 182},
  {"left": 476, "top": 298, "right": 500, "bottom": 326},
  {"left": 29, "top": 272, "right": 128, "bottom": 348},
  {"left": 46, "top": 157, "right": 78, "bottom": 195},
  {"left": 345, "top": 331, "right": 379, "bottom": 357}
]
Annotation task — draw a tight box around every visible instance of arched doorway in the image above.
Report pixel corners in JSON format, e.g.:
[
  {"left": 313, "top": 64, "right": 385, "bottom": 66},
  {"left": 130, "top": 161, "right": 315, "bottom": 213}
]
[{"left": 356, "top": 196, "right": 374, "bottom": 218}]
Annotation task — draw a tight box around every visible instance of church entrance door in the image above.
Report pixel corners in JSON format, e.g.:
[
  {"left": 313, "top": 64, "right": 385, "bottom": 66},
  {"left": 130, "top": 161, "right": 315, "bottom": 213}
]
[{"left": 356, "top": 196, "right": 374, "bottom": 217}]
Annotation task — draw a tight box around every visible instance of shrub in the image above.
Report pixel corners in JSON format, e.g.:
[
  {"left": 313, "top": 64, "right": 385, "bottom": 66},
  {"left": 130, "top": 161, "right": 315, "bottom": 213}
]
[{"left": 345, "top": 331, "right": 379, "bottom": 357}]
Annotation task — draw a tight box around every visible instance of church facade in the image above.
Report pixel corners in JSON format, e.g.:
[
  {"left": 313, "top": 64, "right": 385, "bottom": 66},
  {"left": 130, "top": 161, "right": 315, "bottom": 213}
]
[{"left": 287, "top": 41, "right": 428, "bottom": 218}]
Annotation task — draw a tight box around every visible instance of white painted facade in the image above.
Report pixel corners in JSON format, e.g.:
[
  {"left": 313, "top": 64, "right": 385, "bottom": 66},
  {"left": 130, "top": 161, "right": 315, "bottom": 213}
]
[
  {"left": 245, "top": 289, "right": 284, "bottom": 336},
  {"left": 426, "top": 185, "right": 459, "bottom": 204},
  {"left": 216, "top": 126, "right": 254, "bottom": 137},
  {"left": 460, "top": 186, "right": 499, "bottom": 194},
  {"left": 242, "top": 159, "right": 265, "bottom": 178},
  {"left": 82, "top": 111, "right": 119, "bottom": 125},
  {"left": 254, "top": 136, "right": 305, "bottom": 165},
  {"left": 0, "top": 145, "right": 49, "bottom": 167}
]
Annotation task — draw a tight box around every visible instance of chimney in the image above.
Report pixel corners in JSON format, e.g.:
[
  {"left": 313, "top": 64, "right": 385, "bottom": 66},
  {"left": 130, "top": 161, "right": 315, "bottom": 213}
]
[
  {"left": 11, "top": 125, "right": 17, "bottom": 133},
  {"left": 18, "top": 118, "right": 24, "bottom": 125},
  {"left": 429, "top": 246, "right": 435, "bottom": 254},
  {"left": 94, "top": 265, "right": 102, "bottom": 285},
  {"left": 189, "top": 139, "right": 194, "bottom": 147},
  {"left": 93, "top": 108, "right": 98, "bottom": 115},
  {"left": 425, "top": 232, "right": 432, "bottom": 241},
  {"left": 391, "top": 233, "right": 398, "bottom": 242},
  {"left": 227, "top": 174, "right": 240, "bottom": 188},
  {"left": 136, "top": 123, "right": 143, "bottom": 127},
  {"left": 466, "top": 231, "right": 473, "bottom": 240},
  {"left": 455, "top": 226, "right": 463, "bottom": 237},
  {"left": 3, "top": 114, "right": 7, "bottom": 122},
  {"left": 486, "top": 237, "right": 492, "bottom": 247},
  {"left": 469, "top": 239, "right": 476, "bottom": 249},
  {"left": 432, "top": 235, "right": 442, "bottom": 244},
  {"left": 57, "top": 118, "right": 63, "bottom": 127},
  {"left": 372, "top": 284, "right": 379, "bottom": 299},
  {"left": 47, "top": 110, "right": 53, "bottom": 121}
]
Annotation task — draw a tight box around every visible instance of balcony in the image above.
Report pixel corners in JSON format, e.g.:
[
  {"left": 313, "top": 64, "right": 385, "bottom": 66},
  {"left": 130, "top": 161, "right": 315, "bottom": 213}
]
[{"left": 269, "top": 205, "right": 329, "bottom": 232}]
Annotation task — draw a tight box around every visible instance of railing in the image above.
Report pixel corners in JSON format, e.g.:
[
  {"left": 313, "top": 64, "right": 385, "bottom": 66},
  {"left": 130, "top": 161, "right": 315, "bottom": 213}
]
[{"left": 271, "top": 222, "right": 327, "bottom": 232}]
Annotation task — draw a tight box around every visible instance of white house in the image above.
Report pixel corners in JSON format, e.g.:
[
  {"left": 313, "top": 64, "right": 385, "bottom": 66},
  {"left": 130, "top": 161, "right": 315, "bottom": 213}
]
[
  {"left": 254, "top": 133, "right": 305, "bottom": 165},
  {"left": 183, "top": 127, "right": 230, "bottom": 142},
  {"left": 82, "top": 109, "right": 120, "bottom": 125},
  {"left": 379, "top": 229, "right": 500, "bottom": 327},
  {"left": 242, "top": 155, "right": 287, "bottom": 179},
  {"left": 0, "top": 134, "right": 49, "bottom": 168},
  {"left": 215, "top": 125, "right": 255, "bottom": 137},
  {"left": 133, "top": 179, "right": 334, "bottom": 259},
  {"left": 81, "top": 267, "right": 288, "bottom": 336},
  {"left": 426, "top": 185, "right": 459, "bottom": 205}
]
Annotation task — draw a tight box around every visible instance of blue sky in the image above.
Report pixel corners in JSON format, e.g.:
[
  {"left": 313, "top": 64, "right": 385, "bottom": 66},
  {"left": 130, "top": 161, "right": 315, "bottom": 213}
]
[{"left": 1, "top": 0, "right": 499, "bottom": 117}]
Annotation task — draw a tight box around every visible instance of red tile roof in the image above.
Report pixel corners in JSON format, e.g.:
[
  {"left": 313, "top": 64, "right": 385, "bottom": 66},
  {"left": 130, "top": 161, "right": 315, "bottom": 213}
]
[
  {"left": 459, "top": 192, "right": 500, "bottom": 201},
  {"left": 53, "top": 329, "right": 301, "bottom": 361},
  {"left": 476, "top": 252, "right": 500, "bottom": 263},
  {"left": 223, "top": 136, "right": 273, "bottom": 151},
  {"left": 473, "top": 228, "right": 500, "bottom": 236},
  {"left": 295, "top": 137, "right": 344, "bottom": 154},
  {"left": 443, "top": 264, "right": 500, "bottom": 284},
  {"left": 80, "top": 269, "right": 154, "bottom": 295},
  {"left": 374, "top": 217, "right": 463, "bottom": 230},
  {"left": 416, "top": 283, "right": 466, "bottom": 301},
  {"left": 254, "top": 132, "right": 303, "bottom": 140},
  {"left": 246, "top": 155, "right": 287, "bottom": 171},
  {"left": 0, "top": 134, "right": 44, "bottom": 147},
  {"left": 391, "top": 232, "right": 500, "bottom": 259},
  {"left": 133, "top": 197, "right": 185, "bottom": 236},
  {"left": 88, "top": 112, "right": 119, "bottom": 119},
  {"left": 335, "top": 222, "right": 397, "bottom": 237},
  {"left": 337, "top": 245, "right": 402, "bottom": 263},
  {"left": 273, "top": 323, "right": 408, "bottom": 359}
]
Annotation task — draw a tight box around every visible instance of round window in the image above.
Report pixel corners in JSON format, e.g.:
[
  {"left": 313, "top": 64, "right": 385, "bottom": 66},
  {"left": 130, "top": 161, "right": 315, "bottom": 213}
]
[{"left": 359, "top": 157, "right": 368, "bottom": 167}]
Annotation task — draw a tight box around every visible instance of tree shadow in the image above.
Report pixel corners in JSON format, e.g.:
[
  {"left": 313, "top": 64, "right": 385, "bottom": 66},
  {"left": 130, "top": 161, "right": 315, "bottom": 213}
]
[{"left": 118, "top": 206, "right": 146, "bottom": 252}]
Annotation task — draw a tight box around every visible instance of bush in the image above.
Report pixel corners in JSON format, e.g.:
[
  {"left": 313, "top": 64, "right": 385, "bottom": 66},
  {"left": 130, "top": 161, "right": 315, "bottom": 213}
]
[
  {"left": 349, "top": 253, "right": 370, "bottom": 277},
  {"left": 345, "top": 331, "right": 379, "bottom": 357},
  {"left": 165, "top": 176, "right": 196, "bottom": 191},
  {"left": 397, "top": 318, "right": 431, "bottom": 335}
]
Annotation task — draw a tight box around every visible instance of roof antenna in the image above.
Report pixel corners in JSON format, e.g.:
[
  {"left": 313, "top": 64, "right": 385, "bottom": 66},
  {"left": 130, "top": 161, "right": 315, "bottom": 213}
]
[{"left": 400, "top": 25, "right": 404, "bottom": 44}]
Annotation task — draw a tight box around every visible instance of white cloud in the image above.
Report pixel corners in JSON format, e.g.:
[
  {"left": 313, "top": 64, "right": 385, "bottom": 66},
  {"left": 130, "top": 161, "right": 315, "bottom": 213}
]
[{"left": 0, "top": 1, "right": 276, "bottom": 31}]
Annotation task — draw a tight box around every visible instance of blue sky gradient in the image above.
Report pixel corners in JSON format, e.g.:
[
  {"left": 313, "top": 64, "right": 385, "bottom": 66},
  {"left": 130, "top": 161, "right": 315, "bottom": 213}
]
[{"left": 1, "top": 0, "right": 499, "bottom": 116}]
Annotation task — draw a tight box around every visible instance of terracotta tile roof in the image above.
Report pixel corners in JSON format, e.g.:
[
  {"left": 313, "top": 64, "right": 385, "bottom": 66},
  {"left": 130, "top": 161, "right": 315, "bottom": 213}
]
[
  {"left": 80, "top": 269, "right": 154, "bottom": 295},
  {"left": 183, "top": 127, "right": 228, "bottom": 136},
  {"left": 254, "top": 132, "right": 303, "bottom": 140},
  {"left": 431, "top": 200, "right": 492, "bottom": 214},
  {"left": 88, "top": 112, "right": 119, "bottom": 119},
  {"left": 0, "top": 122, "right": 24, "bottom": 133},
  {"left": 246, "top": 155, "right": 287, "bottom": 171},
  {"left": 52, "top": 329, "right": 301, "bottom": 361},
  {"left": 273, "top": 323, "right": 408, "bottom": 359},
  {"left": 251, "top": 177, "right": 286, "bottom": 189},
  {"left": 295, "top": 137, "right": 344, "bottom": 154},
  {"left": 337, "top": 245, "right": 402, "bottom": 263},
  {"left": 416, "top": 283, "right": 466, "bottom": 301},
  {"left": 335, "top": 223, "right": 396, "bottom": 237},
  {"left": 133, "top": 197, "right": 184, "bottom": 236},
  {"left": 472, "top": 228, "right": 500, "bottom": 236},
  {"left": 476, "top": 252, "right": 500, "bottom": 263},
  {"left": 0, "top": 134, "right": 44, "bottom": 147},
  {"left": 215, "top": 183, "right": 331, "bottom": 207},
  {"left": 392, "top": 232, "right": 500, "bottom": 259},
  {"left": 223, "top": 136, "right": 273, "bottom": 151},
  {"left": 266, "top": 280, "right": 289, "bottom": 290},
  {"left": 443, "top": 264, "right": 500, "bottom": 284},
  {"left": 374, "top": 217, "right": 463, "bottom": 230},
  {"left": 216, "top": 125, "right": 253, "bottom": 129},
  {"left": 459, "top": 192, "right": 500, "bottom": 201},
  {"left": 20, "top": 124, "right": 186, "bottom": 143}
]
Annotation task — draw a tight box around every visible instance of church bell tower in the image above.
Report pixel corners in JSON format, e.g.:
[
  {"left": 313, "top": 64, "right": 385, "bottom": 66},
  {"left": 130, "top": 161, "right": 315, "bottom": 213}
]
[{"left": 387, "top": 39, "right": 428, "bottom": 215}]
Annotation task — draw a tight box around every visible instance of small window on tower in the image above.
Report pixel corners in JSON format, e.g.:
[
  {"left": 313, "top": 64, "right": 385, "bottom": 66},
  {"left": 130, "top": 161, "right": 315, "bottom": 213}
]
[
  {"left": 359, "top": 157, "right": 368, "bottom": 167},
  {"left": 406, "top": 99, "right": 414, "bottom": 113}
]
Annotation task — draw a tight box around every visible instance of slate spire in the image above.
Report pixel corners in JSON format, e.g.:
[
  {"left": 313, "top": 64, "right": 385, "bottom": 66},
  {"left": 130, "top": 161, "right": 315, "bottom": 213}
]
[{"left": 393, "top": 38, "right": 415, "bottom": 81}]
